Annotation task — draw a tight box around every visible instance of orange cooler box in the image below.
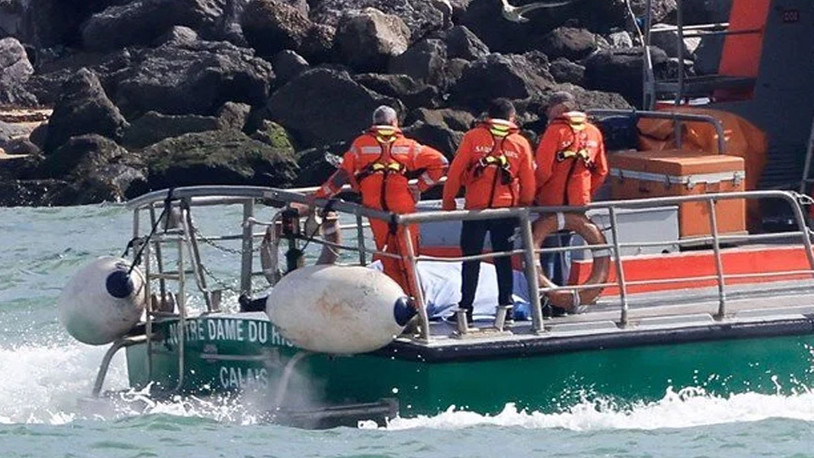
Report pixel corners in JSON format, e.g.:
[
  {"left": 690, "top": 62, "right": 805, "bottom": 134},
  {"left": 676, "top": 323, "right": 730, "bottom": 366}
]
[{"left": 609, "top": 149, "right": 746, "bottom": 238}]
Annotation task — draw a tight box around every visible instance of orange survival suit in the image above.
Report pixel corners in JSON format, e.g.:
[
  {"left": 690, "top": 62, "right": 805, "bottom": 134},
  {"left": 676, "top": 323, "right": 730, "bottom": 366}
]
[
  {"left": 535, "top": 111, "right": 608, "bottom": 206},
  {"left": 442, "top": 119, "right": 536, "bottom": 210},
  {"left": 315, "top": 125, "right": 448, "bottom": 297}
]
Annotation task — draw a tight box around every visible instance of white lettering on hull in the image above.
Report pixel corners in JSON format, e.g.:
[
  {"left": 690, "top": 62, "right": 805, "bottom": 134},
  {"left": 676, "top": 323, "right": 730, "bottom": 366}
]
[{"left": 163, "top": 319, "right": 292, "bottom": 346}]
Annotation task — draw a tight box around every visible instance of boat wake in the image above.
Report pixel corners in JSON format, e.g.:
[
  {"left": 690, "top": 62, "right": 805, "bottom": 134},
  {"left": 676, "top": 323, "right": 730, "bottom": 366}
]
[
  {"left": 382, "top": 385, "right": 814, "bottom": 431},
  {"left": 1, "top": 341, "right": 813, "bottom": 430}
]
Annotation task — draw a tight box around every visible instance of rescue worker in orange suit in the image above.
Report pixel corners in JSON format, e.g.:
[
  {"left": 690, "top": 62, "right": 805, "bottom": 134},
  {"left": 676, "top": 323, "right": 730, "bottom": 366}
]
[
  {"left": 442, "top": 98, "right": 536, "bottom": 324},
  {"left": 535, "top": 91, "right": 608, "bottom": 296},
  {"left": 312, "top": 105, "right": 448, "bottom": 298}
]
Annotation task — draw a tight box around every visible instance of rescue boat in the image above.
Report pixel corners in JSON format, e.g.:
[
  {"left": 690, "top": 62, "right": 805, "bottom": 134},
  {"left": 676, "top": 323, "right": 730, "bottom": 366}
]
[{"left": 61, "top": 0, "right": 814, "bottom": 428}]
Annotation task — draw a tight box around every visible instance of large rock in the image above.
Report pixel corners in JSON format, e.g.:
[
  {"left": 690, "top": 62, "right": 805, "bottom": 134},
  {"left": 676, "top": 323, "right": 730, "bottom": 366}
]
[
  {"left": 389, "top": 38, "right": 448, "bottom": 88},
  {"left": 272, "top": 50, "right": 310, "bottom": 84},
  {"left": 441, "top": 25, "right": 488, "bottom": 61},
  {"left": 450, "top": 52, "right": 555, "bottom": 112},
  {"left": 39, "top": 134, "right": 129, "bottom": 177},
  {"left": 2, "top": 0, "right": 116, "bottom": 48},
  {"left": 44, "top": 68, "right": 128, "bottom": 152},
  {"left": 310, "top": 0, "right": 446, "bottom": 42},
  {"left": 0, "top": 37, "right": 36, "bottom": 106},
  {"left": 299, "top": 23, "right": 336, "bottom": 64},
  {"left": 122, "top": 111, "right": 221, "bottom": 149},
  {"left": 354, "top": 73, "right": 438, "bottom": 110},
  {"left": 403, "top": 121, "right": 461, "bottom": 158},
  {"left": 143, "top": 129, "right": 298, "bottom": 189},
  {"left": 549, "top": 57, "right": 585, "bottom": 85},
  {"left": 24, "top": 49, "right": 135, "bottom": 106},
  {"left": 82, "top": 0, "right": 228, "bottom": 52},
  {"left": 584, "top": 46, "right": 668, "bottom": 107},
  {"left": 267, "top": 67, "right": 403, "bottom": 147},
  {"left": 241, "top": 0, "right": 312, "bottom": 57},
  {"left": 334, "top": 8, "right": 410, "bottom": 73},
  {"left": 409, "top": 107, "right": 474, "bottom": 131},
  {"left": 112, "top": 41, "right": 274, "bottom": 118},
  {"left": 537, "top": 27, "right": 598, "bottom": 62},
  {"left": 154, "top": 25, "right": 200, "bottom": 46}
]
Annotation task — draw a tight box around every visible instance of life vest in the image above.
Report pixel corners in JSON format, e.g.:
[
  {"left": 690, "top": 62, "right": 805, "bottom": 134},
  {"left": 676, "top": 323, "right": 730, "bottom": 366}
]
[
  {"left": 468, "top": 119, "right": 519, "bottom": 206},
  {"left": 354, "top": 126, "right": 409, "bottom": 184},
  {"left": 554, "top": 112, "right": 596, "bottom": 169}
]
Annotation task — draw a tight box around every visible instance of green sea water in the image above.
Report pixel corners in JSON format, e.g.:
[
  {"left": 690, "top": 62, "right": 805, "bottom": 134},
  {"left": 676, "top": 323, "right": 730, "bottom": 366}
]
[{"left": 1, "top": 204, "right": 813, "bottom": 457}]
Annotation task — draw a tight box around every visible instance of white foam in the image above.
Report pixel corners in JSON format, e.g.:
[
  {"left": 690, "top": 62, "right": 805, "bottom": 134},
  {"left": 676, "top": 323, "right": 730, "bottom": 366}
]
[{"left": 384, "top": 386, "right": 814, "bottom": 431}]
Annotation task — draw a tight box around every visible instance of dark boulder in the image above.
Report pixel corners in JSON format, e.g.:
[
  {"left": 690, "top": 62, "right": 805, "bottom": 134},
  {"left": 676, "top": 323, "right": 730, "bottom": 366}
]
[
  {"left": 584, "top": 46, "right": 668, "bottom": 107},
  {"left": 142, "top": 129, "right": 298, "bottom": 189},
  {"left": 4, "top": 0, "right": 116, "bottom": 48},
  {"left": 403, "top": 121, "right": 461, "bottom": 158},
  {"left": 112, "top": 41, "right": 274, "bottom": 118},
  {"left": 0, "top": 37, "right": 36, "bottom": 106},
  {"left": 241, "top": 0, "right": 312, "bottom": 57},
  {"left": 44, "top": 68, "right": 128, "bottom": 152},
  {"left": 299, "top": 23, "right": 336, "bottom": 64},
  {"left": 677, "top": 0, "right": 731, "bottom": 24},
  {"left": 24, "top": 49, "right": 135, "bottom": 106},
  {"left": 408, "top": 107, "right": 475, "bottom": 132},
  {"left": 81, "top": 0, "right": 228, "bottom": 52},
  {"left": 334, "top": 7, "right": 411, "bottom": 73},
  {"left": 310, "top": 0, "right": 446, "bottom": 42},
  {"left": 440, "top": 25, "right": 488, "bottom": 61},
  {"left": 39, "top": 133, "right": 129, "bottom": 178},
  {"left": 154, "top": 25, "right": 200, "bottom": 46},
  {"left": 537, "top": 27, "right": 598, "bottom": 61},
  {"left": 267, "top": 67, "right": 403, "bottom": 147},
  {"left": 122, "top": 112, "right": 221, "bottom": 149},
  {"left": 272, "top": 50, "right": 310, "bottom": 84},
  {"left": 549, "top": 57, "right": 585, "bottom": 85},
  {"left": 449, "top": 52, "right": 555, "bottom": 112},
  {"left": 389, "top": 38, "right": 448, "bottom": 88},
  {"left": 354, "top": 73, "right": 438, "bottom": 110},
  {"left": 250, "top": 120, "right": 296, "bottom": 150},
  {"left": 217, "top": 102, "right": 252, "bottom": 131},
  {"left": 0, "top": 179, "right": 72, "bottom": 207}
]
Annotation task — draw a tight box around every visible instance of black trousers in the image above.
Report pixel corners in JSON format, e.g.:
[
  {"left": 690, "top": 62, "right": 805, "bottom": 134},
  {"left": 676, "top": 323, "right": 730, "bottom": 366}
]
[{"left": 459, "top": 218, "right": 518, "bottom": 310}]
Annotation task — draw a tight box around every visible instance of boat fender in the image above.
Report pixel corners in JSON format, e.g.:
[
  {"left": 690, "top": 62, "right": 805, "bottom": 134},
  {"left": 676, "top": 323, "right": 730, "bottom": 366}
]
[
  {"left": 265, "top": 264, "right": 410, "bottom": 354},
  {"left": 533, "top": 212, "right": 611, "bottom": 312},
  {"left": 58, "top": 257, "right": 146, "bottom": 345}
]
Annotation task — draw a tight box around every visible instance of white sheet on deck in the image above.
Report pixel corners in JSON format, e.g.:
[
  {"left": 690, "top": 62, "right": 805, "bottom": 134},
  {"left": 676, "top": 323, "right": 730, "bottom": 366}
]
[{"left": 370, "top": 261, "right": 533, "bottom": 320}]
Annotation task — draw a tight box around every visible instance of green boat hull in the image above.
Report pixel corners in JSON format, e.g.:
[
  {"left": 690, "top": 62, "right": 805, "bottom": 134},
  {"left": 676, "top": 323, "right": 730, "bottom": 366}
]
[{"left": 126, "top": 315, "right": 814, "bottom": 416}]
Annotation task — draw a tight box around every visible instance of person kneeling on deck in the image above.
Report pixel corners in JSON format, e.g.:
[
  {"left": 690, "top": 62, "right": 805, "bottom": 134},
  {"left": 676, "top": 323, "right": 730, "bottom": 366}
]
[
  {"left": 442, "top": 98, "right": 536, "bottom": 325},
  {"left": 311, "top": 105, "right": 448, "bottom": 299},
  {"left": 535, "top": 91, "right": 608, "bottom": 311}
]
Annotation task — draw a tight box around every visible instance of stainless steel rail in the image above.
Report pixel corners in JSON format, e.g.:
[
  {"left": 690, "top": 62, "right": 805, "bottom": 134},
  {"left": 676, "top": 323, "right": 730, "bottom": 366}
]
[{"left": 126, "top": 186, "right": 814, "bottom": 343}]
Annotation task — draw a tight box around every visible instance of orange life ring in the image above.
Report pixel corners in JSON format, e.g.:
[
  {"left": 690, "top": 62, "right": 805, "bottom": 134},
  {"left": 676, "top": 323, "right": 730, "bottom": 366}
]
[{"left": 532, "top": 212, "right": 611, "bottom": 312}]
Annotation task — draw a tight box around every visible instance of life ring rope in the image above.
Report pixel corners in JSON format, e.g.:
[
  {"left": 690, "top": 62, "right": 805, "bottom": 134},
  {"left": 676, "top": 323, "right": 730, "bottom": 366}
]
[{"left": 532, "top": 212, "right": 611, "bottom": 312}]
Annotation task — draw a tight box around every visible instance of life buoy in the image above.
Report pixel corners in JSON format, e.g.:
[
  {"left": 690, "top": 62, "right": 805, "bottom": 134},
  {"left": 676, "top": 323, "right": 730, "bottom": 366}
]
[
  {"left": 532, "top": 212, "right": 610, "bottom": 312},
  {"left": 260, "top": 209, "right": 342, "bottom": 285}
]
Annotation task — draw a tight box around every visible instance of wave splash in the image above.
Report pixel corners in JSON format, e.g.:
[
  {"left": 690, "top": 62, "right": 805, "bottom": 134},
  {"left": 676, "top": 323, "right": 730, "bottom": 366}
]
[
  {"left": 382, "top": 386, "right": 814, "bottom": 431},
  {"left": 2, "top": 343, "right": 813, "bottom": 430}
]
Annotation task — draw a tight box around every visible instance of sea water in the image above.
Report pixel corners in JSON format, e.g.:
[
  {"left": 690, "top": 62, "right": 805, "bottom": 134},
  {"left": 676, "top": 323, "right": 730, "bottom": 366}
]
[{"left": 1, "top": 204, "right": 813, "bottom": 457}]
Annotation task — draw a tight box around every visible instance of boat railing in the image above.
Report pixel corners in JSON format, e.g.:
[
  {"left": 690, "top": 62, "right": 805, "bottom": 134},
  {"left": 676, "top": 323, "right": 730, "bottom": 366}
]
[{"left": 126, "top": 187, "right": 814, "bottom": 344}]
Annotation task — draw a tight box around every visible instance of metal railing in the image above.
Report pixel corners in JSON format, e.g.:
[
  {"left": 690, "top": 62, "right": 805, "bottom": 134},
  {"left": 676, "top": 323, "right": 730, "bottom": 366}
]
[
  {"left": 641, "top": 0, "right": 764, "bottom": 109},
  {"left": 126, "top": 186, "right": 814, "bottom": 350}
]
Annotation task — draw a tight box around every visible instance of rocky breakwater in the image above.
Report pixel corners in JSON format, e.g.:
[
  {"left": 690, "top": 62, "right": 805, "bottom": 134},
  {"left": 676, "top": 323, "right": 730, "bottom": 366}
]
[{"left": 0, "top": 0, "right": 728, "bottom": 206}]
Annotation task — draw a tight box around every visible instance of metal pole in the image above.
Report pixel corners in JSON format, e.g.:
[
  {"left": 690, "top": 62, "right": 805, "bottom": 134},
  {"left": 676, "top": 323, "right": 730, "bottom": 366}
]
[
  {"left": 519, "top": 211, "right": 545, "bottom": 333},
  {"left": 401, "top": 225, "right": 430, "bottom": 340},
  {"left": 675, "top": 0, "right": 685, "bottom": 106},
  {"left": 643, "top": 0, "right": 655, "bottom": 109},
  {"left": 149, "top": 205, "right": 167, "bottom": 304},
  {"left": 356, "top": 215, "right": 367, "bottom": 266},
  {"left": 175, "top": 229, "right": 186, "bottom": 393},
  {"left": 707, "top": 199, "right": 727, "bottom": 319},
  {"left": 182, "top": 204, "right": 212, "bottom": 311},
  {"left": 608, "top": 208, "right": 630, "bottom": 326},
  {"left": 240, "top": 200, "right": 255, "bottom": 294},
  {"left": 785, "top": 194, "right": 814, "bottom": 276}
]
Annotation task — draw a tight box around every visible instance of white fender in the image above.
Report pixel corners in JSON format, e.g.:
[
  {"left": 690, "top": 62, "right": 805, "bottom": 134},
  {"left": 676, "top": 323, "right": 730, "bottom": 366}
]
[
  {"left": 58, "top": 257, "right": 146, "bottom": 345},
  {"left": 265, "top": 265, "right": 415, "bottom": 354}
]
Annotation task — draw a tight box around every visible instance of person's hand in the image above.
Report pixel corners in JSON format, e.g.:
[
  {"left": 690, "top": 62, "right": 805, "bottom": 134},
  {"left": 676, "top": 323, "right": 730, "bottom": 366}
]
[
  {"left": 410, "top": 185, "right": 421, "bottom": 202},
  {"left": 442, "top": 199, "right": 456, "bottom": 211}
]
